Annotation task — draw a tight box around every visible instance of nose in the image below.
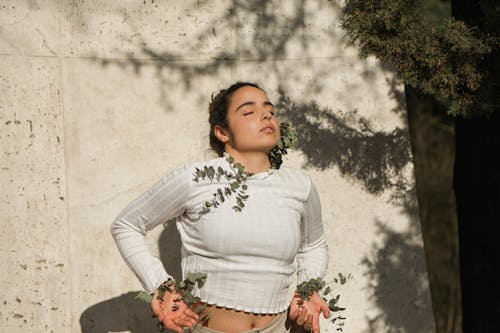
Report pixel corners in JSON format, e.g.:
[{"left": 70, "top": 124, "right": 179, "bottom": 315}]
[{"left": 261, "top": 110, "right": 272, "bottom": 121}]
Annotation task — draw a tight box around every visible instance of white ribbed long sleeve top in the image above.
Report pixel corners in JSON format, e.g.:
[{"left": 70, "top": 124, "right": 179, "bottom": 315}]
[{"left": 110, "top": 153, "right": 329, "bottom": 314}]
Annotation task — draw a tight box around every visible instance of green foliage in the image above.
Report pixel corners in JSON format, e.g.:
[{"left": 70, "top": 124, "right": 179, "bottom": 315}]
[
  {"left": 269, "top": 122, "right": 298, "bottom": 169},
  {"left": 193, "top": 156, "right": 253, "bottom": 213},
  {"left": 137, "top": 274, "right": 209, "bottom": 332},
  {"left": 296, "top": 274, "right": 352, "bottom": 331},
  {"left": 341, "top": 0, "right": 497, "bottom": 116},
  {"left": 297, "top": 277, "right": 326, "bottom": 301},
  {"left": 135, "top": 290, "right": 153, "bottom": 304},
  {"left": 194, "top": 122, "right": 297, "bottom": 213}
]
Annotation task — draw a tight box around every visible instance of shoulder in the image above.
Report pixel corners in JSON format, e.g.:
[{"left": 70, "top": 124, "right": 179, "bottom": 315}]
[
  {"left": 277, "top": 166, "right": 311, "bottom": 181},
  {"left": 275, "top": 166, "right": 313, "bottom": 199}
]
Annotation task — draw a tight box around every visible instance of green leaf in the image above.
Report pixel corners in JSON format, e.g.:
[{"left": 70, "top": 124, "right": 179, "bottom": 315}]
[
  {"left": 339, "top": 273, "right": 347, "bottom": 285},
  {"left": 207, "top": 166, "right": 215, "bottom": 180},
  {"left": 187, "top": 273, "right": 196, "bottom": 283},
  {"left": 217, "top": 188, "right": 224, "bottom": 202},
  {"left": 135, "top": 291, "right": 153, "bottom": 304},
  {"left": 216, "top": 167, "right": 224, "bottom": 181},
  {"left": 183, "top": 293, "right": 194, "bottom": 304}
]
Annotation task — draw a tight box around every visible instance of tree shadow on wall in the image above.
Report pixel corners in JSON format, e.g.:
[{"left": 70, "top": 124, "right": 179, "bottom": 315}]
[
  {"left": 277, "top": 90, "right": 412, "bottom": 198},
  {"left": 277, "top": 91, "right": 435, "bottom": 332},
  {"left": 362, "top": 213, "right": 435, "bottom": 332},
  {"left": 94, "top": 0, "right": 345, "bottom": 111},
  {"left": 80, "top": 222, "right": 182, "bottom": 333}
]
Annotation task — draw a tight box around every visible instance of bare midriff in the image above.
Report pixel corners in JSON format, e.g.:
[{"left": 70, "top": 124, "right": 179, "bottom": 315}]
[{"left": 192, "top": 303, "right": 279, "bottom": 332}]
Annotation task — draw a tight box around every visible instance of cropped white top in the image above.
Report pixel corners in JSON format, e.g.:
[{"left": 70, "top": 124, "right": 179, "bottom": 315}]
[{"left": 111, "top": 153, "right": 329, "bottom": 314}]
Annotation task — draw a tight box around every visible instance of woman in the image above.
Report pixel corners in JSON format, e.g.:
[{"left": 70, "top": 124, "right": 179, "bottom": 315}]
[{"left": 111, "top": 82, "right": 330, "bottom": 333}]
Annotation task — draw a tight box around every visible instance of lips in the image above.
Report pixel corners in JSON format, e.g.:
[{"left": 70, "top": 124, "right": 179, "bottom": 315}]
[{"left": 260, "top": 125, "right": 274, "bottom": 132}]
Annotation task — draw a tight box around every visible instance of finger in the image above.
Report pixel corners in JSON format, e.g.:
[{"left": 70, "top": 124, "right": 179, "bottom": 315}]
[
  {"left": 182, "top": 312, "right": 198, "bottom": 325},
  {"left": 151, "top": 298, "right": 163, "bottom": 317},
  {"left": 183, "top": 316, "right": 198, "bottom": 328},
  {"left": 289, "top": 307, "right": 300, "bottom": 320},
  {"left": 173, "top": 317, "right": 190, "bottom": 328},
  {"left": 296, "top": 313, "right": 306, "bottom": 326},
  {"left": 177, "top": 310, "right": 198, "bottom": 325},
  {"left": 312, "top": 313, "right": 320, "bottom": 333},
  {"left": 306, "top": 313, "right": 313, "bottom": 326},
  {"left": 184, "top": 307, "right": 200, "bottom": 321},
  {"left": 164, "top": 319, "right": 183, "bottom": 333},
  {"left": 320, "top": 299, "right": 331, "bottom": 318},
  {"left": 294, "top": 307, "right": 305, "bottom": 322}
]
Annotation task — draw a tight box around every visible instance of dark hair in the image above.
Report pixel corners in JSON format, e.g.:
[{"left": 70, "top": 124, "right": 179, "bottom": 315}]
[{"left": 208, "top": 81, "right": 262, "bottom": 156}]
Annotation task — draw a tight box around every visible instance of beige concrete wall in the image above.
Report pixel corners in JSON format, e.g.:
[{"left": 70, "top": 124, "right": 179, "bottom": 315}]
[{"left": 1, "top": 1, "right": 435, "bottom": 332}]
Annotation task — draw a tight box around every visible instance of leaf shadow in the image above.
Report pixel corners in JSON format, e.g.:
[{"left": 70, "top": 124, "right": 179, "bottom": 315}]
[
  {"left": 277, "top": 90, "right": 413, "bottom": 198},
  {"left": 362, "top": 218, "right": 434, "bottom": 333},
  {"left": 91, "top": 0, "right": 345, "bottom": 112}
]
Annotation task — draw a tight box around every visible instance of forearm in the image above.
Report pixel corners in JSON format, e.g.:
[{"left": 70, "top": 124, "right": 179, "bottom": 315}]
[
  {"left": 111, "top": 216, "right": 172, "bottom": 293},
  {"left": 296, "top": 235, "right": 329, "bottom": 285},
  {"left": 110, "top": 164, "right": 190, "bottom": 292}
]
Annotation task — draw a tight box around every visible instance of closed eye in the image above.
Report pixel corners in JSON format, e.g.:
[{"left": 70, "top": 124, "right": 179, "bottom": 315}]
[{"left": 243, "top": 111, "right": 254, "bottom": 116}]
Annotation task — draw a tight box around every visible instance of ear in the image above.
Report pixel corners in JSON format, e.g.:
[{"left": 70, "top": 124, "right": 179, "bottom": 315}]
[{"left": 214, "top": 125, "right": 230, "bottom": 144}]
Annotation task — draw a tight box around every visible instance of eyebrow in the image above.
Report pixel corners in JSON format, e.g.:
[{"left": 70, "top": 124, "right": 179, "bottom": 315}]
[{"left": 235, "top": 101, "right": 275, "bottom": 112}]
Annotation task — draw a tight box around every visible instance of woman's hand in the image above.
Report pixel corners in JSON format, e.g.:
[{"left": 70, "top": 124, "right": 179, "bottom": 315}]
[
  {"left": 289, "top": 291, "right": 330, "bottom": 333},
  {"left": 150, "top": 285, "right": 200, "bottom": 333}
]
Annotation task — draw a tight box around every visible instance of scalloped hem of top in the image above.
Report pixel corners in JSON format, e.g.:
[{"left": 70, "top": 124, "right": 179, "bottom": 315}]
[{"left": 200, "top": 298, "right": 290, "bottom": 315}]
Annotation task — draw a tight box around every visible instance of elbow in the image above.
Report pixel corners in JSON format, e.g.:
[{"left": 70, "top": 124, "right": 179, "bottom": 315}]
[
  {"left": 110, "top": 210, "right": 146, "bottom": 240},
  {"left": 110, "top": 215, "right": 123, "bottom": 239},
  {"left": 110, "top": 209, "right": 130, "bottom": 239}
]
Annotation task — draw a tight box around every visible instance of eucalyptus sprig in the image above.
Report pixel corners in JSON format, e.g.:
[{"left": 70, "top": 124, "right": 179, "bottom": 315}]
[
  {"left": 269, "top": 122, "right": 297, "bottom": 169},
  {"left": 136, "top": 273, "right": 209, "bottom": 331},
  {"left": 193, "top": 122, "right": 297, "bottom": 214},
  {"left": 296, "top": 273, "right": 351, "bottom": 331},
  {"left": 193, "top": 156, "right": 253, "bottom": 213}
]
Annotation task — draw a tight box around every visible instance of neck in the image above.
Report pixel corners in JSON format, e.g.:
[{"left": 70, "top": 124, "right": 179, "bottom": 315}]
[{"left": 224, "top": 148, "right": 271, "bottom": 174}]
